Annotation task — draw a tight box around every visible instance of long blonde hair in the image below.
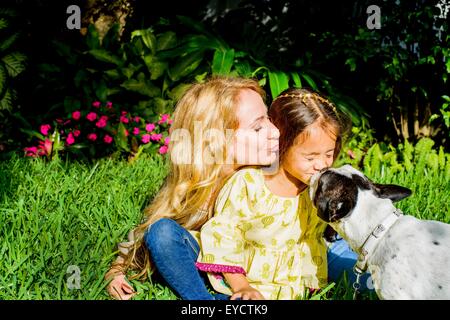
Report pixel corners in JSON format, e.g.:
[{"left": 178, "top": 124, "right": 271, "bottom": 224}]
[{"left": 119, "top": 76, "right": 265, "bottom": 280}]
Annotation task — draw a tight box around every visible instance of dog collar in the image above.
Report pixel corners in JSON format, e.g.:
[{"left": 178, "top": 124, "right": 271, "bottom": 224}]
[{"left": 354, "top": 208, "right": 403, "bottom": 273}]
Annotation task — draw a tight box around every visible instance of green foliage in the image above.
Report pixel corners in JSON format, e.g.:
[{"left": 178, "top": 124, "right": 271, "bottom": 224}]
[
  {"left": 30, "top": 15, "right": 369, "bottom": 139},
  {"left": 320, "top": 1, "right": 449, "bottom": 142},
  {"left": 33, "top": 24, "right": 199, "bottom": 124},
  {"left": 335, "top": 123, "right": 376, "bottom": 168},
  {"left": 358, "top": 137, "right": 450, "bottom": 188},
  {"left": 0, "top": 8, "right": 26, "bottom": 113},
  {"left": 168, "top": 16, "right": 368, "bottom": 126},
  {"left": 430, "top": 95, "right": 450, "bottom": 140}
]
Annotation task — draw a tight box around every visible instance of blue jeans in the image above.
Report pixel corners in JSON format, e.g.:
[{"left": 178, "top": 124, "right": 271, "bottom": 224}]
[
  {"left": 144, "top": 218, "right": 372, "bottom": 300},
  {"left": 327, "top": 235, "right": 373, "bottom": 292}
]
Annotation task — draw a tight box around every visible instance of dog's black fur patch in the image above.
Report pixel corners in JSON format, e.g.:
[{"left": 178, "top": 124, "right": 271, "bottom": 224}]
[
  {"left": 314, "top": 171, "right": 358, "bottom": 223},
  {"left": 314, "top": 169, "right": 412, "bottom": 224}
]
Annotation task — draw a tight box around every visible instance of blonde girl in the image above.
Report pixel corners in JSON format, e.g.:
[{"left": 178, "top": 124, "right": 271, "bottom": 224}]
[
  {"left": 106, "top": 76, "right": 280, "bottom": 300},
  {"left": 196, "top": 87, "right": 352, "bottom": 300}
]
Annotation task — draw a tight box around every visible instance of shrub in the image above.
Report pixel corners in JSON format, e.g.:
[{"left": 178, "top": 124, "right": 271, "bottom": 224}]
[{"left": 22, "top": 101, "right": 171, "bottom": 161}]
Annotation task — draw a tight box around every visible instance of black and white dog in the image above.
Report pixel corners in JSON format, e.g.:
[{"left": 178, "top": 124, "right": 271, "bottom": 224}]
[{"left": 309, "top": 165, "right": 450, "bottom": 300}]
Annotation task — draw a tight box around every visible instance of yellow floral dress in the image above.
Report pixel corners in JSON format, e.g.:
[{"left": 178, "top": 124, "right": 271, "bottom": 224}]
[{"left": 196, "top": 168, "right": 328, "bottom": 300}]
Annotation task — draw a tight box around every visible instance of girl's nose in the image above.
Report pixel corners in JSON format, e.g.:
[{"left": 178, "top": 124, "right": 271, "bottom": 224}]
[{"left": 313, "top": 158, "right": 328, "bottom": 171}]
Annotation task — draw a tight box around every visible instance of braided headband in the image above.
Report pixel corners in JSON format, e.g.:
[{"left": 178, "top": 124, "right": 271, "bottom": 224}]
[{"left": 273, "top": 93, "right": 338, "bottom": 115}]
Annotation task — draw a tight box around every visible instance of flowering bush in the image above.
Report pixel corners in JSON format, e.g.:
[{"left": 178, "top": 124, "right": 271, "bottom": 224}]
[{"left": 23, "top": 101, "right": 172, "bottom": 161}]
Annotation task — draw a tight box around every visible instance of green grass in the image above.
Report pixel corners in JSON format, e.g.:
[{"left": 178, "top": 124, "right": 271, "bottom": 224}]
[
  {"left": 0, "top": 144, "right": 449, "bottom": 300},
  {"left": 0, "top": 153, "right": 174, "bottom": 299}
]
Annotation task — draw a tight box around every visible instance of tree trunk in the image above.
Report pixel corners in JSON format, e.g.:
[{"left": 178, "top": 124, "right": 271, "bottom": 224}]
[{"left": 80, "top": 0, "right": 134, "bottom": 42}]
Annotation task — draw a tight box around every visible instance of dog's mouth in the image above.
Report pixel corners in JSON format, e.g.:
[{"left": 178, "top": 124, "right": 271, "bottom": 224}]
[{"left": 329, "top": 213, "right": 340, "bottom": 223}]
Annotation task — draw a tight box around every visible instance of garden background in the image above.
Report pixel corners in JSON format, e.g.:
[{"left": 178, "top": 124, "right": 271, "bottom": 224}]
[{"left": 0, "top": 0, "right": 448, "bottom": 300}]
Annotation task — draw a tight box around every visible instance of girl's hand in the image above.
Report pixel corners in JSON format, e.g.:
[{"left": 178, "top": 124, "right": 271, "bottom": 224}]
[
  {"left": 230, "top": 285, "right": 265, "bottom": 300},
  {"left": 106, "top": 272, "right": 136, "bottom": 300}
]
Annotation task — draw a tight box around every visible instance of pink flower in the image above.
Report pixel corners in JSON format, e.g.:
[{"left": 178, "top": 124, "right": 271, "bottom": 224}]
[
  {"left": 38, "top": 139, "right": 52, "bottom": 156},
  {"left": 66, "top": 133, "right": 75, "bottom": 145},
  {"left": 92, "top": 101, "right": 101, "bottom": 108},
  {"left": 164, "top": 137, "right": 170, "bottom": 145},
  {"left": 72, "top": 111, "right": 81, "bottom": 120},
  {"left": 24, "top": 146, "right": 38, "bottom": 157},
  {"left": 132, "top": 127, "right": 140, "bottom": 135},
  {"left": 106, "top": 101, "right": 113, "bottom": 109},
  {"left": 150, "top": 133, "right": 162, "bottom": 141},
  {"left": 124, "top": 129, "right": 129, "bottom": 137},
  {"left": 120, "top": 115, "right": 129, "bottom": 124},
  {"left": 145, "top": 123, "right": 156, "bottom": 132},
  {"left": 141, "top": 134, "right": 151, "bottom": 144},
  {"left": 104, "top": 135, "right": 113, "bottom": 144},
  {"left": 64, "top": 119, "right": 71, "bottom": 126},
  {"left": 168, "top": 119, "right": 173, "bottom": 125},
  {"left": 87, "top": 133, "right": 97, "bottom": 141},
  {"left": 40, "top": 124, "right": 51, "bottom": 136},
  {"left": 96, "top": 117, "right": 108, "bottom": 128},
  {"left": 158, "top": 114, "right": 170, "bottom": 124},
  {"left": 134, "top": 116, "right": 140, "bottom": 123},
  {"left": 159, "top": 145, "right": 168, "bottom": 154},
  {"left": 86, "top": 112, "right": 97, "bottom": 122},
  {"left": 73, "top": 129, "right": 81, "bottom": 137}
]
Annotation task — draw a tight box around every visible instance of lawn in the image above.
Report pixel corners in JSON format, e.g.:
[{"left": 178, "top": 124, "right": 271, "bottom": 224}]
[{"left": 0, "top": 147, "right": 449, "bottom": 300}]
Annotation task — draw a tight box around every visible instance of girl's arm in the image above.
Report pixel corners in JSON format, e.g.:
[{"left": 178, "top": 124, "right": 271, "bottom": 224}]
[{"left": 223, "top": 273, "right": 265, "bottom": 300}]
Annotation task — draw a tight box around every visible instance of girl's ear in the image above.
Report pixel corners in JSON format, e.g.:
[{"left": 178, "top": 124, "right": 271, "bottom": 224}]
[{"left": 373, "top": 184, "right": 412, "bottom": 202}]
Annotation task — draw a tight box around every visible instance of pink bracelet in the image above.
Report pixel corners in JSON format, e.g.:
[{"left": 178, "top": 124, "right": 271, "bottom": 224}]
[{"left": 195, "top": 262, "right": 246, "bottom": 279}]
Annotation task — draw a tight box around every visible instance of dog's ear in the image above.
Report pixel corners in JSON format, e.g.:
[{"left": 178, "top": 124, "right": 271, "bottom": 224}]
[
  {"left": 373, "top": 183, "right": 412, "bottom": 202},
  {"left": 317, "top": 197, "right": 354, "bottom": 223}
]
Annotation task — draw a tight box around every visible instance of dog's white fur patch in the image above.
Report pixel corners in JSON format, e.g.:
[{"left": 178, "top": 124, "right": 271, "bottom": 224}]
[{"left": 310, "top": 165, "right": 450, "bottom": 300}]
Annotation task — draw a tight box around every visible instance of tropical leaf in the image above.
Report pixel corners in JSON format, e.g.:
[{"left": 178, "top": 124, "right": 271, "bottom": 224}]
[
  {"left": 153, "top": 97, "right": 169, "bottom": 114},
  {"left": 0, "top": 32, "right": 19, "bottom": 52},
  {"left": 131, "top": 28, "right": 157, "bottom": 54},
  {"left": 168, "top": 51, "right": 204, "bottom": 81},
  {"left": 234, "top": 60, "right": 252, "bottom": 77},
  {"left": 167, "top": 83, "right": 192, "bottom": 101},
  {"left": 2, "top": 53, "right": 26, "bottom": 77},
  {"left": 146, "top": 57, "right": 168, "bottom": 80},
  {"left": 0, "top": 88, "right": 14, "bottom": 111},
  {"left": 290, "top": 72, "right": 302, "bottom": 88},
  {"left": 212, "top": 49, "right": 235, "bottom": 75},
  {"left": 300, "top": 73, "right": 318, "bottom": 90},
  {"left": 88, "top": 49, "right": 122, "bottom": 66},
  {"left": 86, "top": 24, "right": 100, "bottom": 50},
  {"left": 158, "top": 34, "right": 223, "bottom": 59},
  {"left": 156, "top": 31, "right": 177, "bottom": 51},
  {"left": 268, "top": 71, "right": 289, "bottom": 99},
  {"left": 104, "top": 69, "right": 121, "bottom": 80},
  {"left": 0, "top": 18, "right": 8, "bottom": 30}
]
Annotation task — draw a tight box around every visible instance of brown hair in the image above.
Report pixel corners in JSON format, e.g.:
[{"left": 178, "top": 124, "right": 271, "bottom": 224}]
[
  {"left": 269, "top": 87, "right": 351, "bottom": 242},
  {"left": 268, "top": 87, "right": 350, "bottom": 164}
]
